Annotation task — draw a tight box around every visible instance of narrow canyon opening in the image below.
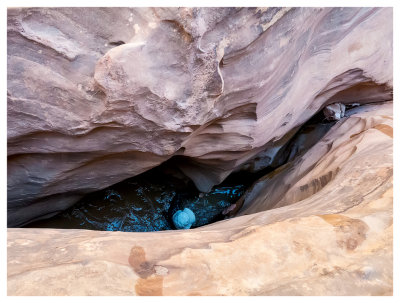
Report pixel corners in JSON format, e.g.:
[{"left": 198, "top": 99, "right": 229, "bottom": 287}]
[
  {"left": 7, "top": 7, "right": 393, "bottom": 296},
  {"left": 24, "top": 105, "right": 340, "bottom": 232}
]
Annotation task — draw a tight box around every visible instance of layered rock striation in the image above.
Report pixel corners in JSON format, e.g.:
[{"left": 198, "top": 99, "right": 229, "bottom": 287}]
[
  {"left": 7, "top": 7, "right": 393, "bottom": 226},
  {"left": 8, "top": 103, "right": 393, "bottom": 295},
  {"left": 7, "top": 7, "right": 393, "bottom": 295}
]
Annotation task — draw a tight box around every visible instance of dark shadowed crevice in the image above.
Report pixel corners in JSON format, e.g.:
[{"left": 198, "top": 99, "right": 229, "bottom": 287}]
[
  {"left": 23, "top": 104, "right": 338, "bottom": 232},
  {"left": 108, "top": 40, "right": 126, "bottom": 46}
]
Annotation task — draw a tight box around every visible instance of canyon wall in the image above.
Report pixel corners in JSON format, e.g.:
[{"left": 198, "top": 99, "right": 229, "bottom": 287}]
[
  {"left": 7, "top": 7, "right": 393, "bottom": 295},
  {"left": 8, "top": 103, "right": 393, "bottom": 295},
  {"left": 7, "top": 7, "right": 392, "bottom": 226}
]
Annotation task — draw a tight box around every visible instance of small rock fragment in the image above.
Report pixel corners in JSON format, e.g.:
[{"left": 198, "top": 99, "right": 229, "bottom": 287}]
[
  {"left": 222, "top": 203, "right": 237, "bottom": 215},
  {"left": 323, "top": 103, "right": 346, "bottom": 121}
]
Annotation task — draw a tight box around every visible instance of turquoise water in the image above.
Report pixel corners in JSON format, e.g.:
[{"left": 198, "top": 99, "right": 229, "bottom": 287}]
[{"left": 25, "top": 167, "right": 244, "bottom": 232}]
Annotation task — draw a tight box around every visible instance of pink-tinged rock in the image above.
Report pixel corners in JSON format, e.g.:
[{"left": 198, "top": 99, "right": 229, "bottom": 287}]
[
  {"left": 7, "top": 103, "right": 393, "bottom": 295},
  {"left": 7, "top": 7, "right": 393, "bottom": 225}
]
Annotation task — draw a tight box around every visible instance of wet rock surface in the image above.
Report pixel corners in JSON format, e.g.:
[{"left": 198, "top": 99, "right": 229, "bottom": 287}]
[{"left": 25, "top": 166, "right": 244, "bottom": 231}]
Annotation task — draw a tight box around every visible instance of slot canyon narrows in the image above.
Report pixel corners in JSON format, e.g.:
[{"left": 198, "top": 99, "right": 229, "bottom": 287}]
[
  {"left": 24, "top": 108, "right": 338, "bottom": 232},
  {"left": 7, "top": 6, "right": 393, "bottom": 296}
]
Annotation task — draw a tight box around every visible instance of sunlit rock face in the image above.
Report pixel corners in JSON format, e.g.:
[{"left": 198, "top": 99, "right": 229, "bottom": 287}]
[
  {"left": 7, "top": 7, "right": 392, "bottom": 226},
  {"left": 7, "top": 103, "right": 393, "bottom": 295}
]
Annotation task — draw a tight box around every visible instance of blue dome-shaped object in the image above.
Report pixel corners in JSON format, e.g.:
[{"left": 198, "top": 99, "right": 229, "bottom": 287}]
[{"left": 172, "top": 208, "right": 196, "bottom": 229}]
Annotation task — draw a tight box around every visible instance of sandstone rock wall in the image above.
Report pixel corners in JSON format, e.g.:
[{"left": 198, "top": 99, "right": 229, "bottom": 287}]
[
  {"left": 232, "top": 102, "right": 393, "bottom": 217},
  {"left": 7, "top": 103, "right": 393, "bottom": 295},
  {"left": 7, "top": 7, "right": 392, "bottom": 226}
]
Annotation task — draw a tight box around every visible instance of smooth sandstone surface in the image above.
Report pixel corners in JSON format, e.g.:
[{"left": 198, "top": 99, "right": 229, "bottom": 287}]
[
  {"left": 7, "top": 103, "right": 393, "bottom": 295},
  {"left": 7, "top": 7, "right": 393, "bottom": 226}
]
